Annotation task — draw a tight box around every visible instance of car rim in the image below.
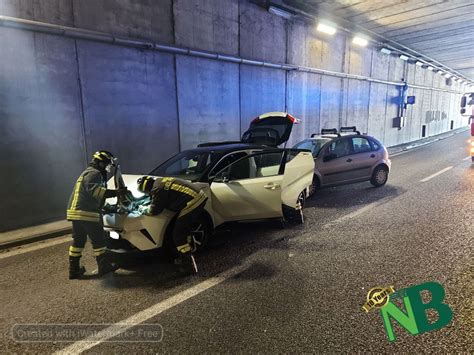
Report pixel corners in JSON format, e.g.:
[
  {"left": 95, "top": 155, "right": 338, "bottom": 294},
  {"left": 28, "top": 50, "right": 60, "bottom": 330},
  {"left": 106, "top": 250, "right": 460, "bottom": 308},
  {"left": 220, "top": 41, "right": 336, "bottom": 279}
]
[
  {"left": 190, "top": 223, "right": 205, "bottom": 249},
  {"left": 296, "top": 192, "right": 305, "bottom": 223},
  {"left": 376, "top": 169, "right": 387, "bottom": 184}
]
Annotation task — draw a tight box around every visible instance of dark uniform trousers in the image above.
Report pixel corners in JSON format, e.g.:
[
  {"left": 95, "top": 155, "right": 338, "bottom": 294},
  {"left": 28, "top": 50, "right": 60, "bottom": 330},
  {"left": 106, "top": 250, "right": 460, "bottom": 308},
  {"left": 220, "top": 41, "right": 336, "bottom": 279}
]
[
  {"left": 69, "top": 221, "right": 107, "bottom": 258},
  {"left": 148, "top": 177, "right": 208, "bottom": 255},
  {"left": 173, "top": 192, "right": 208, "bottom": 254}
]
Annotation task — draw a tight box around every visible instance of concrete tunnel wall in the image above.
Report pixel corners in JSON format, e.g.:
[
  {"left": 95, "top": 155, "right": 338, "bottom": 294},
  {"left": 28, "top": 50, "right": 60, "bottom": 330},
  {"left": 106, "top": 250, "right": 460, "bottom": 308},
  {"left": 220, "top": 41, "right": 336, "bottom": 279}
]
[{"left": 0, "top": 0, "right": 468, "bottom": 232}]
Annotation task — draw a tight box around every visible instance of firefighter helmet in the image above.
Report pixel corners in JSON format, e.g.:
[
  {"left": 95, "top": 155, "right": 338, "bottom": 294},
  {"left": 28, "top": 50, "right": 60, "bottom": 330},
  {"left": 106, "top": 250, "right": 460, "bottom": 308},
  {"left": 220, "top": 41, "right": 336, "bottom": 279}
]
[
  {"left": 92, "top": 151, "right": 116, "bottom": 166},
  {"left": 137, "top": 176, "right": 155, "bottom": 193}
]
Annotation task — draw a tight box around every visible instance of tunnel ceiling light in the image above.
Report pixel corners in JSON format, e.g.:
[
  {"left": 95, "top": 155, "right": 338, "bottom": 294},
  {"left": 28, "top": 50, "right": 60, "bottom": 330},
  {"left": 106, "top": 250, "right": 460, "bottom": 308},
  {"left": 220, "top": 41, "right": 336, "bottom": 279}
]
[
  {"left": 316, "top": 21, "right": 337, "bottom": 35},
  {"left": 416, "top": 61, "right": 423, "bottom": 66},
  {"left": 268, "top": 6, "right": 293, "bottom": 20},
  {"left": 427, "top": 66, "right": 434, "bottom": 71},
  {"left": 445, "top": 73, "right": 452, "bottom": 79},
  {"left": 352, "top": 35, "right": 368, "bottom": 47},
  {"left": 399, "top": 54, "right": 409, "bottom": 61},
  {"left": 380, "top": 47, "right": 391, "bottom": 55},
  {"left": 437, "top": 70, "right": 443, "bottom": 75}
]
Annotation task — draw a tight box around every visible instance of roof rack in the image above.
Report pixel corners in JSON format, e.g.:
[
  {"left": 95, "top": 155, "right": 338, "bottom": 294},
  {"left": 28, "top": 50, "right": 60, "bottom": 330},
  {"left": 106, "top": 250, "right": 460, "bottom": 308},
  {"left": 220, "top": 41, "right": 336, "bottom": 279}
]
[
  {"left": 197, "top": 141, "right": 242, "bottom": 147},
  {"left": 340, "top": 126, "right": 361, "bottom": 135},
  {"left": 312, "top": 128, "right": 340, "bottom": 137}
]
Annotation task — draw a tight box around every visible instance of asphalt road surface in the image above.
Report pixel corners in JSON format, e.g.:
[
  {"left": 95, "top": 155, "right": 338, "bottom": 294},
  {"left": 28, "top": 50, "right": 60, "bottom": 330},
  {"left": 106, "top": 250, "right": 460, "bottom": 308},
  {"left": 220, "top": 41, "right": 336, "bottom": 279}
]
[{"left": 1, "top": 131, "right": 472, "bottom": 353}]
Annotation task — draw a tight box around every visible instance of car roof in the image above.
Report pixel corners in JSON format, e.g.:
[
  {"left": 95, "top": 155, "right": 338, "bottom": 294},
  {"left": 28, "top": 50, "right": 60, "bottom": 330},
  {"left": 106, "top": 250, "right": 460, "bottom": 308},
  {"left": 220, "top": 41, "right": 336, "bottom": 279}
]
[
  {"left": 189, "top": 142, "right": 277, "bottom": 153},
  {"left": 305, "top": 135, "right": 338, "bottom": 140},
  {"left": 307, "top": 133, "right": 376, "bottom": 140}
]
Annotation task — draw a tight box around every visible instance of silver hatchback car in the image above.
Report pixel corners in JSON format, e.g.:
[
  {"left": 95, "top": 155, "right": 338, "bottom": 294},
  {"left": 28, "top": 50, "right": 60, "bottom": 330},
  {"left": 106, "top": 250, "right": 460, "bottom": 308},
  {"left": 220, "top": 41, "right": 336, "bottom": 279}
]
[{"left": 293, "top": 127, "right": 391, "bottom": 194}]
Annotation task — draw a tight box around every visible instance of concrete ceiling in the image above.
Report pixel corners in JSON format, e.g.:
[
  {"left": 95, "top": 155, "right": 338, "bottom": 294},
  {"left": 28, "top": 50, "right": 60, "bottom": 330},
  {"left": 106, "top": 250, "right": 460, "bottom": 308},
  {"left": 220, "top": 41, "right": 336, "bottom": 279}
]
[{"left": 279, "top": 0, "right": 474, "bottom": 82}]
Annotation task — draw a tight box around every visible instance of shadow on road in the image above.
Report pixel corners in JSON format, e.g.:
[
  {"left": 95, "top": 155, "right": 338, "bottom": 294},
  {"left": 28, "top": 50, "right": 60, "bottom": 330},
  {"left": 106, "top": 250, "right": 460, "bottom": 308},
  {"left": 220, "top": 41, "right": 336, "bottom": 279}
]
[
  {"left": 100, "top": 183, "right": 406, "bottom": 291},
  {"left": 306, "top": 183, "right": 406, "bottom": 209},
  {"left": 100, "top": 220, "right": 285, "bottom": 291}
]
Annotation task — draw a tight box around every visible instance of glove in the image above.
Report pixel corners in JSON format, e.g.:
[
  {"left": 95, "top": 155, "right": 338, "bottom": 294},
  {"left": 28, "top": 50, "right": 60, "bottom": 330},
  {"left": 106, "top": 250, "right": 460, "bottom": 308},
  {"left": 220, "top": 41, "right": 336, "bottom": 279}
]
[
  {"left": 117, "top": 187, "right": 129, "bottom": 196},
  {"left": 138, "top": 205, "right": 150, "bottom": 215},
  {"left": 102, "top": 203, "right": 116, "bottom": 214}
]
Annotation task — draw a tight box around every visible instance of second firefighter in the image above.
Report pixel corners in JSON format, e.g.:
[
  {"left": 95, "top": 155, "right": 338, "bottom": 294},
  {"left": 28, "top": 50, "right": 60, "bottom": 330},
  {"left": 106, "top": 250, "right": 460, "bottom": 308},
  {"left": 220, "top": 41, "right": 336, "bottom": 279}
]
[{"left": 137, "top": 176, "right": 208, "bottom": 273}]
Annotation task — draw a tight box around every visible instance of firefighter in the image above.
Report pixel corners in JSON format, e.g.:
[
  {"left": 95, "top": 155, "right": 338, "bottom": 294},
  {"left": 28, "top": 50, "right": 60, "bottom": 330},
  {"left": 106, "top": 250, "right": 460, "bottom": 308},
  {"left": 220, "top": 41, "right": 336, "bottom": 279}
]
[
  {"left": 66, "top": 150, "right": 126, "bottom": 279},
  {"left": 136, "top": 176, "right": 208, "bottom": 274}
]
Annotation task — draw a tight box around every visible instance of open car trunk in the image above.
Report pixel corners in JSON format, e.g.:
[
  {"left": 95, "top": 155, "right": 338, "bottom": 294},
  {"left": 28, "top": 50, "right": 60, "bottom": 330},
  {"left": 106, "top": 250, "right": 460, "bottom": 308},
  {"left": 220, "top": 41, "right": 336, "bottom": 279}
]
[{"left": 241, "top": 112, "right": 299, "bottom": 147}]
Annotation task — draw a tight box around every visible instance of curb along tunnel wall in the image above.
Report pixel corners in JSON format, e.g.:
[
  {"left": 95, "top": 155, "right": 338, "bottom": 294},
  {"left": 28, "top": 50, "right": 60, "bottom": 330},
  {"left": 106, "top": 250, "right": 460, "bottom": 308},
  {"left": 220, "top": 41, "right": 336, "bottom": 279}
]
[{"left": 0, "top": 0, "right": 466, "bottom": 232}]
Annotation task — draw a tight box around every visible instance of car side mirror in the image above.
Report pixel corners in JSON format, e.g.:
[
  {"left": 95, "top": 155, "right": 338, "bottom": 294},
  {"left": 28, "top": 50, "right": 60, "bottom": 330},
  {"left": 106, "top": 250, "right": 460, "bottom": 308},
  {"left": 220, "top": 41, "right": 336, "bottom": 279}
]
[
  {"left": 212, "top": 171, "right": 230, "bottom": 183},
  {"left": 323, "top": 153, "right": 337, "bottom": 162}
]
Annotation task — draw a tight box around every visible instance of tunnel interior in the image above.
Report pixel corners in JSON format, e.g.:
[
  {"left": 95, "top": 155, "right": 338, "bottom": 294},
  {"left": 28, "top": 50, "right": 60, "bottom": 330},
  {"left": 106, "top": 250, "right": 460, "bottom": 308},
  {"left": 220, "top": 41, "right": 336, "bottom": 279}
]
[{"left": 0, "top": 0, "right": 472, "bottom": 231}]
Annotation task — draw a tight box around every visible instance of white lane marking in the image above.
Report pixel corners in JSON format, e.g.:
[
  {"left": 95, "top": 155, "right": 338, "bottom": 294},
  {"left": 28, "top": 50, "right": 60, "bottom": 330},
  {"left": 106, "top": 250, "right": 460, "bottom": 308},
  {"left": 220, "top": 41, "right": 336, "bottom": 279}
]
[
  {"left": 420, "top": 166, "right": 453, "bottom": 183},
  {"left": 389, "top": 149, "right": 418, "bottom": 157},
  {"left": 55, "top": 264, "right": 248, "bottom": 354},
  {"left": 0, "top": 236, "right": 71, "bottom": 260},
  {"left": 462, "top": 156, "right": 472, "bottom": 161}
]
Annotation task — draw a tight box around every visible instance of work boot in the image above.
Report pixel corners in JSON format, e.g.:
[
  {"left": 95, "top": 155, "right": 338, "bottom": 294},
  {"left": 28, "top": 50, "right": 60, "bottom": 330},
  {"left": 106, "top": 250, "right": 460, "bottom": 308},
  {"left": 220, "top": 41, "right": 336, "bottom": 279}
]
[
  {"left": 176, "top": 253, "right": 198, "bottom": 275},
  {"left": 69, "top": 256, "right": 86, "bottom": 280},
  {"left": 96, "top": 253, "right": 119, "bottom": 276}
]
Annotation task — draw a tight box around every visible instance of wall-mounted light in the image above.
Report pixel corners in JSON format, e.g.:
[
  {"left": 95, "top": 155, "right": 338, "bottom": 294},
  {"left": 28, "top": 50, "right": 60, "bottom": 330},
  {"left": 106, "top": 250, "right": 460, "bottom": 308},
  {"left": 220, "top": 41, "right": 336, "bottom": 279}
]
[
  {"left": 380, "top": 48, "right": 391, "bottom": 55},
  {"left": 415, "top": 61, "right": 423, "bottom": 66},
  {"left": 316, "top": 21, "right": 337, "bottom": 35},
  {"left": 352, "top": 35, "right": 368, "bottom": 47},
  {"left": 268, "top": 6, "right": 293, "bottom": 20},
  {"left": 399, "top": 54, "right": 409, "bottom": 61}
]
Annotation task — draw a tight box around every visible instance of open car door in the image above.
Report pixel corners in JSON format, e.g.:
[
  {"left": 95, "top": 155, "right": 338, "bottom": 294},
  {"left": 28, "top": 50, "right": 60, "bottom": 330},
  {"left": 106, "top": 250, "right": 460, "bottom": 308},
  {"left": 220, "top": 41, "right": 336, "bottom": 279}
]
[
  {"left": 241, "top": 112, "right": 300, "bottom": 147},
  {"left": 281, "top": 150, "right": 314, "bottom": 209},
  {"left": 210, "top": 150, "right": 287, "bottom": 222},
  {"left": 209, "top": 148, "right": 314, "bottom": 223}
]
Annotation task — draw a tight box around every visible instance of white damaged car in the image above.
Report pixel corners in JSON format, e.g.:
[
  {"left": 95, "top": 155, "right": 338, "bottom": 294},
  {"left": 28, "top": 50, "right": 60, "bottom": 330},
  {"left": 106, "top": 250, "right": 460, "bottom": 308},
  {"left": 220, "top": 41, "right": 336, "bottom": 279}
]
[{"left": 103, "top": 112, "right": 315, "bottom": 254}]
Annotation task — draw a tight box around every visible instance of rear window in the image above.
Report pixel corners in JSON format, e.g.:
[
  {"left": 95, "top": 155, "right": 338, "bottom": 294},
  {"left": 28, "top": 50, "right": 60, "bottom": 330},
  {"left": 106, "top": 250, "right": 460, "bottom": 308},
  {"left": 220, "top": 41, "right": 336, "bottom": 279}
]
[
  {"left": 369, "top": 139, "right": 381, "bottom": 151},
  {"left": 352, "top": 137, "right": 372, "bottom": 153}
]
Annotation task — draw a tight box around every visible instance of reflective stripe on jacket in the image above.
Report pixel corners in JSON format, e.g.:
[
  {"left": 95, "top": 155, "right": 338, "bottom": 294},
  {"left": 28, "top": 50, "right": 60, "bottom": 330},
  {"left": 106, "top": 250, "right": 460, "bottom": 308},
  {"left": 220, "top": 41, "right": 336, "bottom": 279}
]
[
  {"left": 66, "top": 166, "right": 107, "bottom": 222},
  {"left": 149, "top": 177, "right": 203, "bottom": 215}
]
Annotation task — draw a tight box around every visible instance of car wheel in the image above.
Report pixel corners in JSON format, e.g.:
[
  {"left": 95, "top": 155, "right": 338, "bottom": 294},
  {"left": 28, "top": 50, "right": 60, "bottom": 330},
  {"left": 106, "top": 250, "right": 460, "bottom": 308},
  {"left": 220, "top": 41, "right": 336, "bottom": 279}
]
[
  {"left": 308, "top": 175, "right": 319, "bottom": 196},
  {"left": 370, "top": 165, "right": 389, "bottom": 187},
  {"left": 294, "top": 191, "right": 306, "bottom": 224},
  {"left": 282, "top": 191, "right": 306, "bottom": 225},
  {"left": 164, "top": 213, "right": 212, "bottom": 257}
]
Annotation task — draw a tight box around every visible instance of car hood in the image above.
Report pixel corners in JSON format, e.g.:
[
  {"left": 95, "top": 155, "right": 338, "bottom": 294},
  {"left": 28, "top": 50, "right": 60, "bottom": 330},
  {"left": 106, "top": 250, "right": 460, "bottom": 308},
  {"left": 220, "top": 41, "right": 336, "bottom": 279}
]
[{"left": 241, "top": 112, "right": 300, "bottom": 146}]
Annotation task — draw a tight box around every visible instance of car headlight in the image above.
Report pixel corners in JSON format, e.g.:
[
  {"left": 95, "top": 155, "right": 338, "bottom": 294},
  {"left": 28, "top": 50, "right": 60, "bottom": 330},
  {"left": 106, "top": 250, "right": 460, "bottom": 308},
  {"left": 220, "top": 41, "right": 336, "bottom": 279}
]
[
  {"left": 109, "top": 231, "right": 120, "bottom": 240},
  {"left": 470, "top": 141, "right": 474, "bottom": 147}
]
